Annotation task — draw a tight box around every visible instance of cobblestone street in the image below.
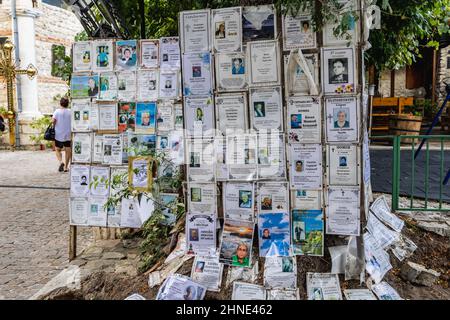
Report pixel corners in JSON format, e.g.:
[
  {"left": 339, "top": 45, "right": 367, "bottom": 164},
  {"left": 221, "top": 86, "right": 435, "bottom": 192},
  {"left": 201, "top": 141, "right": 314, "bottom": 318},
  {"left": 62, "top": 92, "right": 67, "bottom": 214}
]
[{"left": 0, "top": 150, "right": 93, "bottom": 299}]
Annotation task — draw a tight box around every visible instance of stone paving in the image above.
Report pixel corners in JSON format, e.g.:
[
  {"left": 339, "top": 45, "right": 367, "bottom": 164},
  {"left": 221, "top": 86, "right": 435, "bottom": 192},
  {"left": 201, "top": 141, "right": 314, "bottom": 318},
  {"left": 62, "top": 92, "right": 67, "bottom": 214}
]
[{"left": 0, "top": 150, "right": 93, "bottom": 299}]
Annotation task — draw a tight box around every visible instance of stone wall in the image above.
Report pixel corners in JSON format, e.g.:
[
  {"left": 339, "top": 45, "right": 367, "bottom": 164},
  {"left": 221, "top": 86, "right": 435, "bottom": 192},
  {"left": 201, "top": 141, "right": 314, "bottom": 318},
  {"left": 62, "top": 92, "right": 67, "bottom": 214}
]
[
  {"left": 35, "top": 2, "right": 83, "bottom": 114},
  {"left": 378, "top": 68, "right": 416, "bottom": 98},
  {"left": 437, "top": 45, "right": 450, "bottom": 105}
]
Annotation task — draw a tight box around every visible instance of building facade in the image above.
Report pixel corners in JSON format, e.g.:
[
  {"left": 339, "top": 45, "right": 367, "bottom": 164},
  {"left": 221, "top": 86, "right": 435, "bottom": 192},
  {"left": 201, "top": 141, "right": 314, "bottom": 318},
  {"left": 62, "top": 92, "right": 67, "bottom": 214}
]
[{"left": 0, "top": 0, "right": 83, "bottom": 146}]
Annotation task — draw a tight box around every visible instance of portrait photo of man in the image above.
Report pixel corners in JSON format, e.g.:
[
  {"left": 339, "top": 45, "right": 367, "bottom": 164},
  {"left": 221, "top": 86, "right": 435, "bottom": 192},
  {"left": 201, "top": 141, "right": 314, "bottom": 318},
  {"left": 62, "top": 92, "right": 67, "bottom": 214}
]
[
  {"left": 192, "top": 66, "right": 202, "bottom": 78},
  {"left": 334, "top": 109, "right": 350, "bottom": 128},
  {"left": 329, "top": 58, "right": 349, "bottom": 84},
  {"left": 162, "top": 53, "right": 169, "bottom": 62},
  {"left": 295, "top": 160, "right": 304, "bottom": 172},
  {"left": 262, "top": 228, "right": 271, "bottom": 240},
  {"left": 301, "top": 20, "right": 310, "bottom": 33},
  {"left": 261, "top": 196, "right": 272, "bottom": 210},
  {"left": 291, "top": 114, "right": 302, "bottom": 129},
  {"left": 189, "top": 228, "right": 199, "bottom": 241},
  {"left": 339, "top": 156, "right": 347, "bottom": 167},
  {"left": 194, "top": 261, "right": 205, "bottom": 273},
  {"left": 189, "top": 152, "right": 200, "bottom": 168},
  {"left": 254, "top": 102, "right": 265, "bottom": 118},
  {"left": 80, "top": 175, "right": 88, "bottom": 186},
  {"left": 165, "top": 79, "right": 172, "bottom": 89},
  {"left": 231, "top": 58, "right": 245, "bottom": 75},
  {"left": 74, "top": 111, "right": 80, "bottom": 121}
]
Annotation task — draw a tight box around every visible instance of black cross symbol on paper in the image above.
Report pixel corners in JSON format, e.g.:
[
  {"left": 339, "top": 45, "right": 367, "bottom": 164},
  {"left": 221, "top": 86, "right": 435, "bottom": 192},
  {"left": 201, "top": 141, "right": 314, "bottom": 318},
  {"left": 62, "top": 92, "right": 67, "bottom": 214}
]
[
  {"left": 252, "top": 53, "right": 258, "bottom": 62},
  {"left": 341, "top": 189, "right": 345, "bottom": 197},
  {"left": 185, "top": 24, "right": 191, "bottom": 32},
  {"left": 327, "top": 113, "right": 333, "bottom": 124}
]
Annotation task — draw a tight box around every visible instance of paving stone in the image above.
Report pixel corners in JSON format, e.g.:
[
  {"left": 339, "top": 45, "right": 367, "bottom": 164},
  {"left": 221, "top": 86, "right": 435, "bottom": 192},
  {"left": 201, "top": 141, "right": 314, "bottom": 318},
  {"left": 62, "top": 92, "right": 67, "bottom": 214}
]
[
  {"left": 102, "top": 252, "right": 126, "bottom": 260},
  {"left": 416, "top": 221, "right": 450, "bottom": 237}
]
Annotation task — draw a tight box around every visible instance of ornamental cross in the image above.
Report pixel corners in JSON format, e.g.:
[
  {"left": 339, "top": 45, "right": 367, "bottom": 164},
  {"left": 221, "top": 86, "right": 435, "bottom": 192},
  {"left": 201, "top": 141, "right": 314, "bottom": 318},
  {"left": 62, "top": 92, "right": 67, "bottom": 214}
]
[{"left": 0, "top": 40, "right": 37, "bottom": 149}]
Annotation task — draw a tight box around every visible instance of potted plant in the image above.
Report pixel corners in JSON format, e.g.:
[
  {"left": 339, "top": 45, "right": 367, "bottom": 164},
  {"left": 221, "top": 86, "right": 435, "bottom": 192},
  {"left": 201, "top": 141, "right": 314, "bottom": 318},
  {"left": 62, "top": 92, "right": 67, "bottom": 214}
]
[
  {"left": 29, "top": 116, "right": 54, "bottom": 150},
  {"left": 389, "top": 103, "right": 423, "bottom": 144}
]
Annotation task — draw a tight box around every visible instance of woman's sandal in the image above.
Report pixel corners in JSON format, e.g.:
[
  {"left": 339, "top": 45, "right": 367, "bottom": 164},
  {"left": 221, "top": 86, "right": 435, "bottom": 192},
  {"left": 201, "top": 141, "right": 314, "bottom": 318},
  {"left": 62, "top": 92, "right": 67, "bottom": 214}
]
[{"left": 58, "top": 163, "right": 64, "bottom": 172}]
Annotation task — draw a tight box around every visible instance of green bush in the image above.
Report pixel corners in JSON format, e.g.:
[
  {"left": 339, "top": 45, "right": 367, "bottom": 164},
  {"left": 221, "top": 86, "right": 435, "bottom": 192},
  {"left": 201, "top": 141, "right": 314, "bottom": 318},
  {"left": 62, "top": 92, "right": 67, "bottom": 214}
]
[{"left": 29, "top": 116, "right": 53, "bottom": 148}]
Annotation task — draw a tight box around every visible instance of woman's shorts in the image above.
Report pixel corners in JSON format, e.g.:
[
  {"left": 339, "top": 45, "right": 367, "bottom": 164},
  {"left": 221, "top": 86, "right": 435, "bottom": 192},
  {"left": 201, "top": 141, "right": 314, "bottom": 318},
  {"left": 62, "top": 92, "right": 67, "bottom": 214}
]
[{"left": 55, "top": 140, "right": 71, "bottom": 148}]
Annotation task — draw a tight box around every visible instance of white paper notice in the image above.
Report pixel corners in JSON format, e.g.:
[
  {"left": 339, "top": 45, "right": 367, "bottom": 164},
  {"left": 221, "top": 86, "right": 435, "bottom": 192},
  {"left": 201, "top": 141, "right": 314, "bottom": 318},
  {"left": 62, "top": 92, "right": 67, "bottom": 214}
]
[
  {"left": 264, "top": 256, "right": 297, "bottom": 289},
  {"left": 212, "top": 7, "right": 242, "bottom": 52},
  {"left": 159, "top": 70, "right": 180, "bottom": 99},
  {"left": 71, "top": 100, "right": 91, "bottom": 132},
  {"left": 215, "top": 93, "right": 247, "bottom": 134},
  {"left": 73, "top": 41, "right": 92, "bottom": 73},
  {"left": 282, "top": 10, "right": 317, "bottom": 50},
  {"left": 88, "top": 196, "right": 108, "bottom": 227},
  {"left": 98, "top": 72, "right": 118, "bottom": 101},
  {"left": 156, "top": 274, "right": 206, "bottom": 300},
  {"left": 327, "top": 144, "right": 359, "bottom": 186},
  {"left": 287, "top": 96, "right": 321, "bottom": 143},
  {"left": 366, "top": 212, "right": 400, "bottom": 249},
  {"left": 325, "top": 96, "right": 359, "bottom": 143},
  {"left": 258, "top": 134, "right": 285, "bottom": 179},
  {"left": 92, "top": 40, "right": 114, "bottom": 73},
  {"left": 306, "top": 273, "right": 343, "bottom": 300},
  {"left": 117, "top": 71, "right": 136, "bottom": 101},
  {"left": 284, "top": 54, "right": 319, "bottom": 97},
  {"left": 371, "top": 281, "right": 403, "bottom": 300},
  {"left": 180, "top": 9, "right": 211, "bottom": 53},
  {"left": 232, "top": 282, "right": 266, "bottom": 300},
  {"left": 72, "top": 133, "right": 92, "bottom": 163},
  {"left": 98, "top": 102, "right": 118, "bottom": 132},
  {"left": 248, "top": 40, "right": 281, "bottom": 86},
  {"left": 92, "top": 134, "right": 104, "bottom": 163},
  {"left": 191, "top": 255, "right": 224, "bottom": 292},
  {"left": 343, "top": 289, "right": 377, "bottom": 300},
  {"left": 258, "top": 181, "right": 289, "bottom": 214},
  {"left": 102, "top": 134, "right": 123, "bottom": 165},
  {"left": 266, "top": 289, "right": 299, "bottom": 300},
  {"left": 89, "top": 166, "right": 110, "bottom": 197},
  {"left": 249, "top": 86, "right": 283, "bottom": 131},
  {"left": 137, "top": 69, "right": 159, "bottom": 101},
  {"left": 289, "top": 144, "right": 322, "bottom": 189},
  {"left": 326, "top": 186, "right": 360, "bottom": 236},
  {"left": 215, "top": 52, "right": 248, "bottom": 92},
  {"left": 223, "top": 182, "right": 255, "bottom": 222},
  {"left": 227, "top": 134, "right": 258, "bottom": 181},
  {"left": 182, "top": 52, "right": 213, "bottom": 96},
  {"left": 188, "top": 183, "right": 216, "bottom": 215},
  {"left": 291, "top": 189, "right": 322, "bottom": 210},
  {"left": 70, "top": 197, "right": 89, "bottom": 226},
  {"left": 370, "top": 196, "right": 404, "bottom": 232},
  {"left": 140, "top": 39, "right": 159, "bottom": 69},
  {"left": 186, "top": 213, "right": 216, "bottom": 256},
  {"left": 120, "top": 197, "right": 142, "bottom": 228},
  {"left": 159, "top": 37, "right": 181, "bottom": 70},
  {"left": 363, "top": 232, "right": 392, "bottom": 284},
  {"left": 184, "top": 96, "right": 215, "bottom": 137},
  {"left": 187, "top": 138, "right": 215, "bottom": 183},
  {"left": 322, "top": 47, "right": 356, "bottom": 95}
]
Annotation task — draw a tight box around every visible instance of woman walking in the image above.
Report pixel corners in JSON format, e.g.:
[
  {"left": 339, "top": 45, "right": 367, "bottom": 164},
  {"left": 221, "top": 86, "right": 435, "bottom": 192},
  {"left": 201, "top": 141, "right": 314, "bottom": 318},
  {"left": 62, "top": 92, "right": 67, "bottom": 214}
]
[{"left": 52, "top": 97, "right": 72, "bottom": 172}]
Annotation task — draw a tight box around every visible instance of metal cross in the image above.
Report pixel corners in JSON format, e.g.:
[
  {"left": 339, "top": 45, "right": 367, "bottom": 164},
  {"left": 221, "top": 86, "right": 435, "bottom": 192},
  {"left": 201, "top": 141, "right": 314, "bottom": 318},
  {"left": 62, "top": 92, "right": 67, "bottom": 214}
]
[{"left": 0, "top": 40, "right": 38, "bottom": 150}]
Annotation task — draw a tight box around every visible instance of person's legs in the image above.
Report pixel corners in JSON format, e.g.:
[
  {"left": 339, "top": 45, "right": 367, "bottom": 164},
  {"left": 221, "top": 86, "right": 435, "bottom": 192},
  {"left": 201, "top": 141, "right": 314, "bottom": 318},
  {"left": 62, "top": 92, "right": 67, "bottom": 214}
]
[{"left": 64, "top": 146, "right": 72, "bottom": 171}]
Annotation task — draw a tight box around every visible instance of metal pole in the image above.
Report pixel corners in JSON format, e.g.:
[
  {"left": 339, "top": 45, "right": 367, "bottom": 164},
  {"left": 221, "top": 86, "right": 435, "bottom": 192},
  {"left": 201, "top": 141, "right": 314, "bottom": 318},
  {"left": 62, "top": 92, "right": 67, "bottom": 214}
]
[{"left": 11, "top": 0, "right": 23, "bottom": 148}]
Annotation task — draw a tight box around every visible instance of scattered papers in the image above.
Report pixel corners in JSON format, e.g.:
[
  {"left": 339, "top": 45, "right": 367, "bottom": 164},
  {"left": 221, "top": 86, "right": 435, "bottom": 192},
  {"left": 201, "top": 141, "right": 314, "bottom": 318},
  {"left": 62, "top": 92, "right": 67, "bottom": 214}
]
[
  {"left": 156, "top": 274, "right": 206, "bottom": 300},
  {"left": 191, "top": 255, "right": 224, "bottom": 292},
  {"left": 263, "top": 256, "right": 297, "bottom": 289},
  {"left": 371, "top": 282, "right": 403, "bottom": 300},
  {"left": 125, "top": 293, "right": 146, "bottom": 300},
  {"left": 370, "top": 196, "right": 404, "bottom": 232},
  {"left": 329, "top": 245, "right": 347, "bottom": 274},
  {"left": 232, "top": 282, "right": 266, "bottom": 300},
  {"left": 363, "top": 232, "right": 392, "bottom": 284},
  {"left": 343, "top": 289, "right": 377, "bottom": 300},
  {"left": 391, "top": 234, "right": 417, "bottom": 262},
  {"left": 266, "top": 289, "right": 299, "bottom": 300},
  {"left": 226, "top": 261, "right": 259, "bottom": 287},
  {"left": 306, "top": 273, "right": 342, "bottom": 300},
  {"left": 366, "top": 212, "right": 399, "bottom": 249}
]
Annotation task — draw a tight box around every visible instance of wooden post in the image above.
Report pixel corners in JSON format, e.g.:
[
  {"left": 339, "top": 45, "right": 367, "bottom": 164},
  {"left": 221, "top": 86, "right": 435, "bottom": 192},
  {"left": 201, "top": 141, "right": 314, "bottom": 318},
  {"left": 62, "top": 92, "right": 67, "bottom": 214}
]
[
  {"left": 69, "top": 225, "right": 77, "bottom": 261},
  {"left": 390, "top": 70, "right": 395, "bottom": 97}
]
